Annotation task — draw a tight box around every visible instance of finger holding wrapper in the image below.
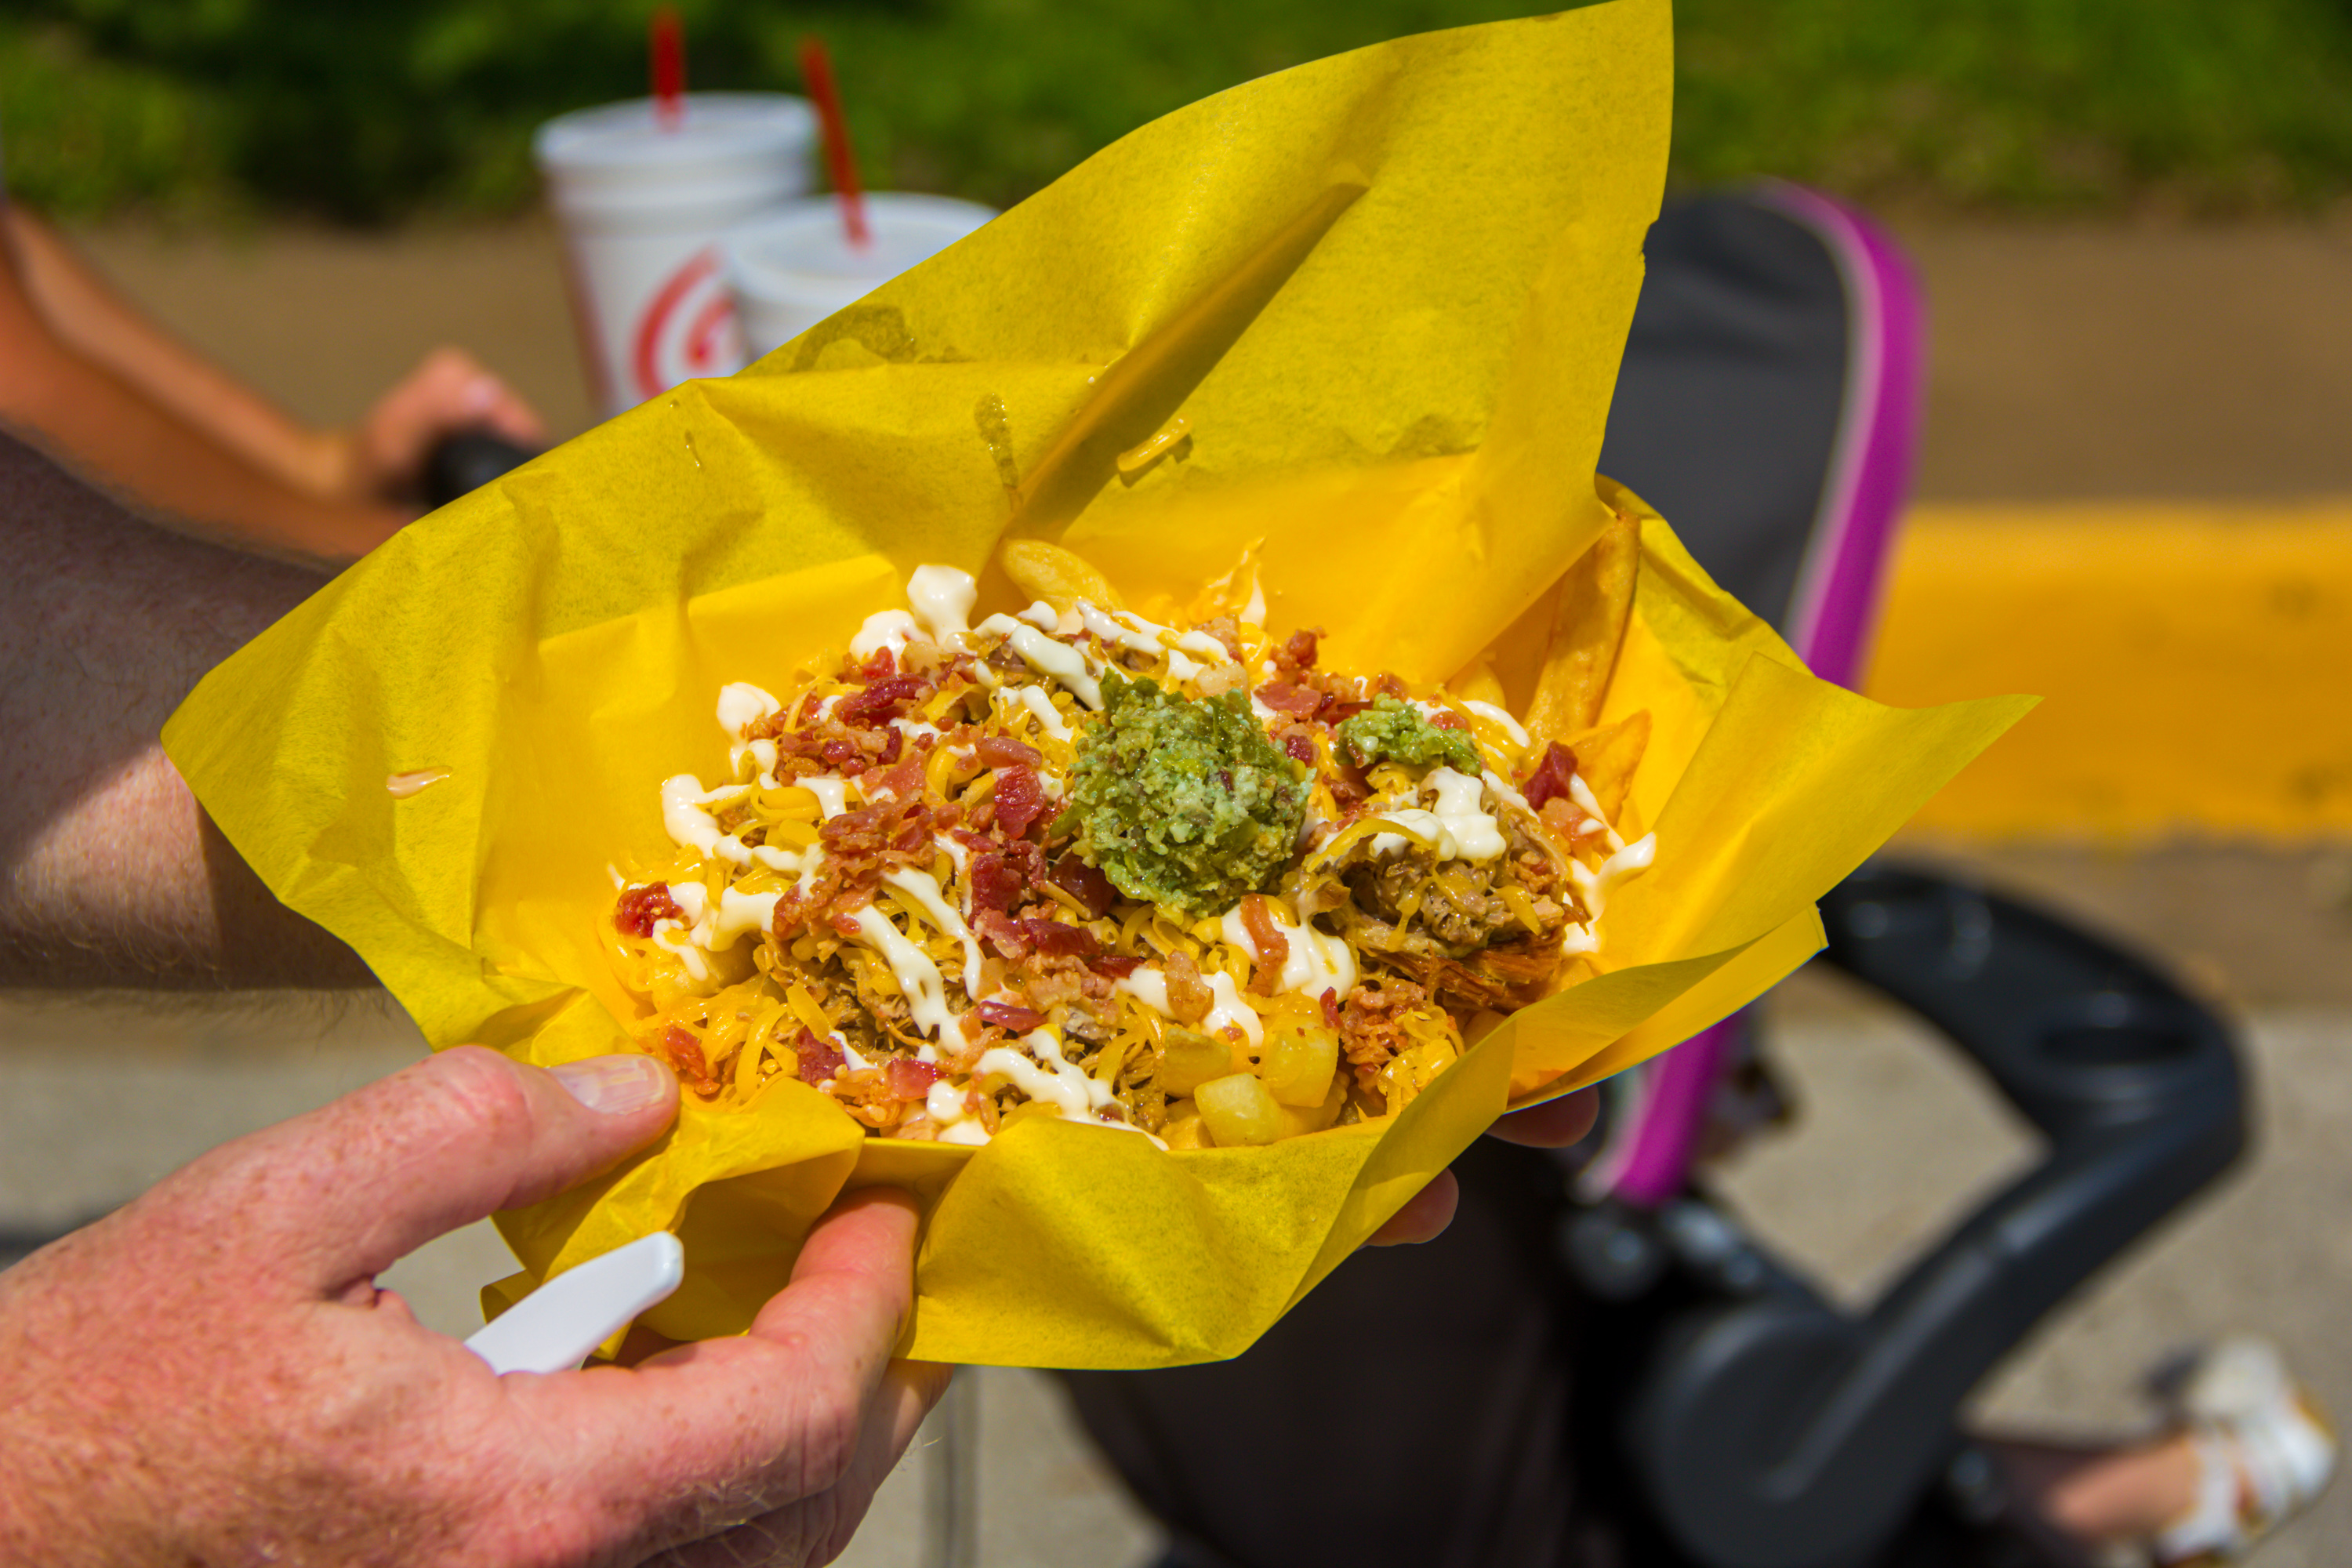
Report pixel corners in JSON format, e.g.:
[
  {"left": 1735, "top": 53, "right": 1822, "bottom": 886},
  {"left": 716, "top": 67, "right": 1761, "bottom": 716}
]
[{"left": 163, "top": 0, "right": 2034, "bottom": 1368}]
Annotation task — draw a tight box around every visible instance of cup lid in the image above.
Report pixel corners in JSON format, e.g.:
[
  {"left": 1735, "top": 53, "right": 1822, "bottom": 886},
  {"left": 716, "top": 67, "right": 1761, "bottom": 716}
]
[
  {"left": 534, "top": 93, "right": 816, "bottom": 178},
  {"left": 725, "top": 194, "right": 997, "bottom": 301}
]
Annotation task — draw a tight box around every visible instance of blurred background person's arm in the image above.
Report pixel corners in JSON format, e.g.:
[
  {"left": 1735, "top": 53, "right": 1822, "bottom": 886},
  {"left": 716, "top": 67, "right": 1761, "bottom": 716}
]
[{"left": 0, "top": 205, "right": 541, "bottom": 566}]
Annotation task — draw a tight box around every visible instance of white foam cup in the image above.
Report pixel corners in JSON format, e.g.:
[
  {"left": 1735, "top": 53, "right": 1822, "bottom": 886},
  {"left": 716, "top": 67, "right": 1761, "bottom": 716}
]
[
  {"left": 724, "top": 194, "right": 998, "bottom": 361},
  {"left": 534, "top": 93, "right": 815, "bottom": 416}
]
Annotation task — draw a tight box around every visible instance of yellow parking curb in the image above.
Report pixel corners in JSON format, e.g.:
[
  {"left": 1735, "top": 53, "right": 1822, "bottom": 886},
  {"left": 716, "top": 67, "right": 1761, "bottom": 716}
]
[{"left": 1865, "top": 500, "right": 2352, "bottom": 840}]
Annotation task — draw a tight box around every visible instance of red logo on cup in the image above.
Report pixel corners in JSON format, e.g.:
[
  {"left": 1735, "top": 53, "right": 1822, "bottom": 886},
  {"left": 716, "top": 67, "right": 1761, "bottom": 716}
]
[{"left": 632, "top": 246, "right": 744, "bottom": 401}]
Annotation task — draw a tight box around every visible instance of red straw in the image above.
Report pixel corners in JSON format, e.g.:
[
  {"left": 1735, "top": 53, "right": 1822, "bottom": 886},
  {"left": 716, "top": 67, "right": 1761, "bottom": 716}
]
[
  {"left": 650, "top": 6, "right": 685, "bottom": 130},
  {"left": 798, "top": 35, "right": 870, "bottom": 249}
]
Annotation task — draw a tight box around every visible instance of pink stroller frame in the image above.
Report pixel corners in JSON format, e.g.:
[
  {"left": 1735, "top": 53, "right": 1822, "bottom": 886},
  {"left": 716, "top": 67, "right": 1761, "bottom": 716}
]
[{"left": 1581, "top": 183, "right": 1926, "bottom": 1208}]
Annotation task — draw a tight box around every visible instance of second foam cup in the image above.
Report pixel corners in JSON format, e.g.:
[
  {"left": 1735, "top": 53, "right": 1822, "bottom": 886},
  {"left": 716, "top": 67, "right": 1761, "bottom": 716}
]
[{"left": 724, "top": 194, "right": 999, "bottom": 362}]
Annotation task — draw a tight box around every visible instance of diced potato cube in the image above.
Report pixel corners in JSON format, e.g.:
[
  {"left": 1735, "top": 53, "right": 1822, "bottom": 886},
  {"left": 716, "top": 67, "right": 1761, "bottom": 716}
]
[
  {"left": 1160, "top": 1028, "right": 1235, "bottom": 1097},
  {"left": 1260, "top": 1025, "right": 1338, "bottom": 1107},
  {"left": 1163, "top": 1114, "right": 1212, "bottom": 1150},
  {"left": 1195, "top": 1073, "right": 1283, "bottom": 1147},
  {"left": 1276, "top": 1069, "right": 1350, "bottom": 1138}
]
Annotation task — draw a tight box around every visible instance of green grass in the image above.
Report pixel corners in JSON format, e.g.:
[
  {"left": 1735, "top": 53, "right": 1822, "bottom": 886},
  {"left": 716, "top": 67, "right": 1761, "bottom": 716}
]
[{"left": 8, "top": 0, "right": 2352, "bottom": 223}]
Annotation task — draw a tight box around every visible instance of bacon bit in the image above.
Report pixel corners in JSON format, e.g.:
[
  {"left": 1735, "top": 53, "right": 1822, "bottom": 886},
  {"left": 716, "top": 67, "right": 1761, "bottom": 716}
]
[
  {"left": 975, "top": 908, "right": 1029, "bottom": 959},
  {"left": 968, "top": 851, "right": 1025, "bottom": 914},
  {"left": 615, "top": 882, "right": 681, "bottom": 938},
  {"left": 660, "top": 1025, "right": 719, "bottom": 1095},
  {"left": 822, "top": 735, "right": 862, "bottom": 768},
  {"left": 1340, "top": 978, "right": 1429, "bottom": 1085},
  {"left": 1429, "top": 707, "right": 1468, "bottom": 731},
  {"left": 1253, "top": 681, "right": 1325, "bottom": 718},
  {"left": 1377, "top": 673, "right": 1409, "bottom": 698},
  {"left": 1196, "top": 615, "right": 1245, "bottom": 662},
  {"left": 860, "top": 753, "right": 925, "bottom": 804},
  {"left": 993, "top": 764, "right": 1047, "bottom": 838},
  {"left": 1022, "top": 917, "right": 1099, "bottom": 959},
  {"left": 883, "top": 1058, "right": 942, "bottom": 1101},
  {"left": 855, "top": 647, "right": 898, "bottom": 683},
  {"left": 838, "top": 674, "right": 928, "bottom": 726},
  {"left": 1163, "top": 949, "right": 1215, "bottom": 1025},
  {"left": 1320, "top": 986, "right": 1341, "bottom": 1029},
  {"left": 978, "top": 998, "right": 1046, "bottom": 1032},
  {"left": 1324, "top": 699, "right": 1372, "bottom": 725},
  {"left": 1281, "top": 731, "right": 1317, "bottom": 767},
  {"left": 1047, "top": 854, "right": 1118, "bottom": 920},
  {"left": 793, "top": 1028, "right": 844, "bottom": 1083},
  {"left": 1330, "top": 757, "right": 1373, "bottom": 808},
  {"left": 874, "top": 727, "right": 904, "bottom": 765},
  {"left": 1276, "top": 628, "right": 1322, "bottom": 672},
  {"left": 975, "top": 734, "right": 1042, "bottom": 769},
  {"left": 1239, "top": 894, "right": 1290, "bottom": 996},
  {"left": 1090, "top": 953, "right": 1144, "bottom": 979},
  {"left": 1523, "top": 742, "right": 1580, "bottom": 812}
]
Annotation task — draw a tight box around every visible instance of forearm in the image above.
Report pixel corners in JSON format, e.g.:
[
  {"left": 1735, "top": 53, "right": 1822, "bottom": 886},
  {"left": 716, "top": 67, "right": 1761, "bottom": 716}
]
[
  {"left": 0, "top": 321, "right": 405, "bottom": 566},
  {"left": 0, "top": 432, "right": 372, "bottom": 988},
  {"left": 2, "top": 209, "right": 344, "bottom": 498}
]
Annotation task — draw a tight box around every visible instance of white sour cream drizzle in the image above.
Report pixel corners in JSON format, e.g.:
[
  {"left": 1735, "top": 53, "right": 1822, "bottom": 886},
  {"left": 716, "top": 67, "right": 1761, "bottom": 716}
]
[
  {"left": 661, "top": 775, "right": 751, "bottom": 862},
  {"left": 801, "top": 775, "right": 853, "bottom": 818},
  {"left": 973, "top": 613, "right": 1105, "bottom": 709},
  {"left": 848, "top": 906, "right": 956, "bottom": 1039},
  {"left": 1114, "top": 965, "right": 1265, "bottom": 1046},
  {"left": 1460, "top": 699, "right": 1531, "bottom": 750},
  {"left": 1570, "top": 833, "right": 1657, "bottom": 921},
  {"left": 1074, "top": 602, "right": 1220, "bottom": 681},
  {"left": 908, "top": 565, "right": 977, "bottom": 646},
  {"left": 851, "top": 609, "right": 918, "bottom": 660},
  {"left": 1004, "top": 684, "right": 1073, "bottom": 741},
  {"left": 882, "top": 867, "right": 985, "bottom": 1000},
  {"left": 1217, "top": 901, "right": 1357, "bottom": 998},
  {"left": 660, "top": 773, "right": 810, "bottom": 870},
  {"left": 1366, "top": 768, "right": 1508, "bottom": 863},
  {"left": 717, "top": 682, "right": 781, "bottom": 738},
  {"left": 920, "top": 1031, "right": 1166, "bottom": 1147},
  {"left": 1567, "top": 774, "right": 1628, "bottom": 853}
]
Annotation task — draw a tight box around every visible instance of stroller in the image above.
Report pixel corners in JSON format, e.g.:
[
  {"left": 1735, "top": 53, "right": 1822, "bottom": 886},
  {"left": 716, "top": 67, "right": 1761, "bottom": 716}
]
[{"left": 1058, "top": 187, "right": 2247, "bottom": 1568}]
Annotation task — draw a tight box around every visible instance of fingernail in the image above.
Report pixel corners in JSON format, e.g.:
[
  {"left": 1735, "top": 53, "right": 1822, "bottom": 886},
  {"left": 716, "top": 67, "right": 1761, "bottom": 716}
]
[{"left": 551, "top": 1054, "right": 671, "bottom": 1115}]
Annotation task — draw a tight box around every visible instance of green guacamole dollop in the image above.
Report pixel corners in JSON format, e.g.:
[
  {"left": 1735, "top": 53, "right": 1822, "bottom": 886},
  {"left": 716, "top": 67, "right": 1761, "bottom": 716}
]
[
  {"left": 1334, "top": 695, "right": 1482, "bottom": 775},
  {"left": 1069, "top": 674, "right": 1309, "bottom": 917}
]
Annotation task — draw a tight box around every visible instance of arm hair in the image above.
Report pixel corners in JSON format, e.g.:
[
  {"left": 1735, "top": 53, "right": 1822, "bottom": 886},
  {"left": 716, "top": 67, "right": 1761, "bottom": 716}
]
[{"left": 0, "top": 430, "right": 372, "bottom": 987}]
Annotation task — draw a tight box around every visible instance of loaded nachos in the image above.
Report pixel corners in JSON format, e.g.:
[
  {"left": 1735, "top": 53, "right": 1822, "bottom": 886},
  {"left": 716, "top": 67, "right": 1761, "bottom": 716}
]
[{"left": 606, "top": 532, "right": 1655, "bottom": 1150}]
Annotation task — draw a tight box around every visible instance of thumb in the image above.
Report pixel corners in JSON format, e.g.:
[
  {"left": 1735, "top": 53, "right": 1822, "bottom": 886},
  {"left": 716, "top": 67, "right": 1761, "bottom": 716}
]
[{"left": 191, "top": 1045, "right": 678, "bottom": 1294}]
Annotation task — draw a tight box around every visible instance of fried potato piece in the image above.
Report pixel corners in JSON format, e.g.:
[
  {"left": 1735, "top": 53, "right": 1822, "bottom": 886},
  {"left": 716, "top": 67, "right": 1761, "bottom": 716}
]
[
  {"left": 1563, "top": 708, "right": 1650, "bottom": 823},
  {"left": 1000, "top": 539, "right": 1124, "bottom": 612},
  {"left": 1523, "top": 510, "right": 1639, "bottom": 744},
  {"left": 1445, "top": 654, "right": 1508, "bottom": 710}
]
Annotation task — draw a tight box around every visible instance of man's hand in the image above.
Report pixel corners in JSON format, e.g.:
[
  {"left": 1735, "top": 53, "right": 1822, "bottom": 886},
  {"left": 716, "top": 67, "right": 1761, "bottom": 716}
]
[
  {"left": 0, "top": 1046, "right": 946, "bottom": 1567},
  {"left": 1366, "top": 1087, "right": 1599, "bottom": 1247},
  {"left": 322, "top": 347, "right": 546, "bottom": 504}
]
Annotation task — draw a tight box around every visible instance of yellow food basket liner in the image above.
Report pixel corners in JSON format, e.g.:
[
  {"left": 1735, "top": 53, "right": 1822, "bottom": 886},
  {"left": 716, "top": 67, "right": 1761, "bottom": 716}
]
[{"left": 164, "top": 0, "right": 2029, "bottom": 1368}]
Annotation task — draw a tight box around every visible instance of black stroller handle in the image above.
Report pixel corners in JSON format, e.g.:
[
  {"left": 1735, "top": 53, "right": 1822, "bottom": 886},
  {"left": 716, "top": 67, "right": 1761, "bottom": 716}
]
[{"left": 1627, "top": 863, "right": 2247, "bottom": 1568}]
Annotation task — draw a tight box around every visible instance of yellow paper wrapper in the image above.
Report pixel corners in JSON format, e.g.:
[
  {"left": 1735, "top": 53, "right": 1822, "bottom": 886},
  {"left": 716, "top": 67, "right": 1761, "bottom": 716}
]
[{"left": 164, "top": 0, "right": 2030, "bottom": 1368}]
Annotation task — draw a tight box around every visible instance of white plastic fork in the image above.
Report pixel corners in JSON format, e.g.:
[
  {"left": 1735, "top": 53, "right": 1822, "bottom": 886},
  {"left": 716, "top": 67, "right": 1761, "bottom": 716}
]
[{"left": 463, "top": 1231, "right": 685, "bottom": 1375}]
